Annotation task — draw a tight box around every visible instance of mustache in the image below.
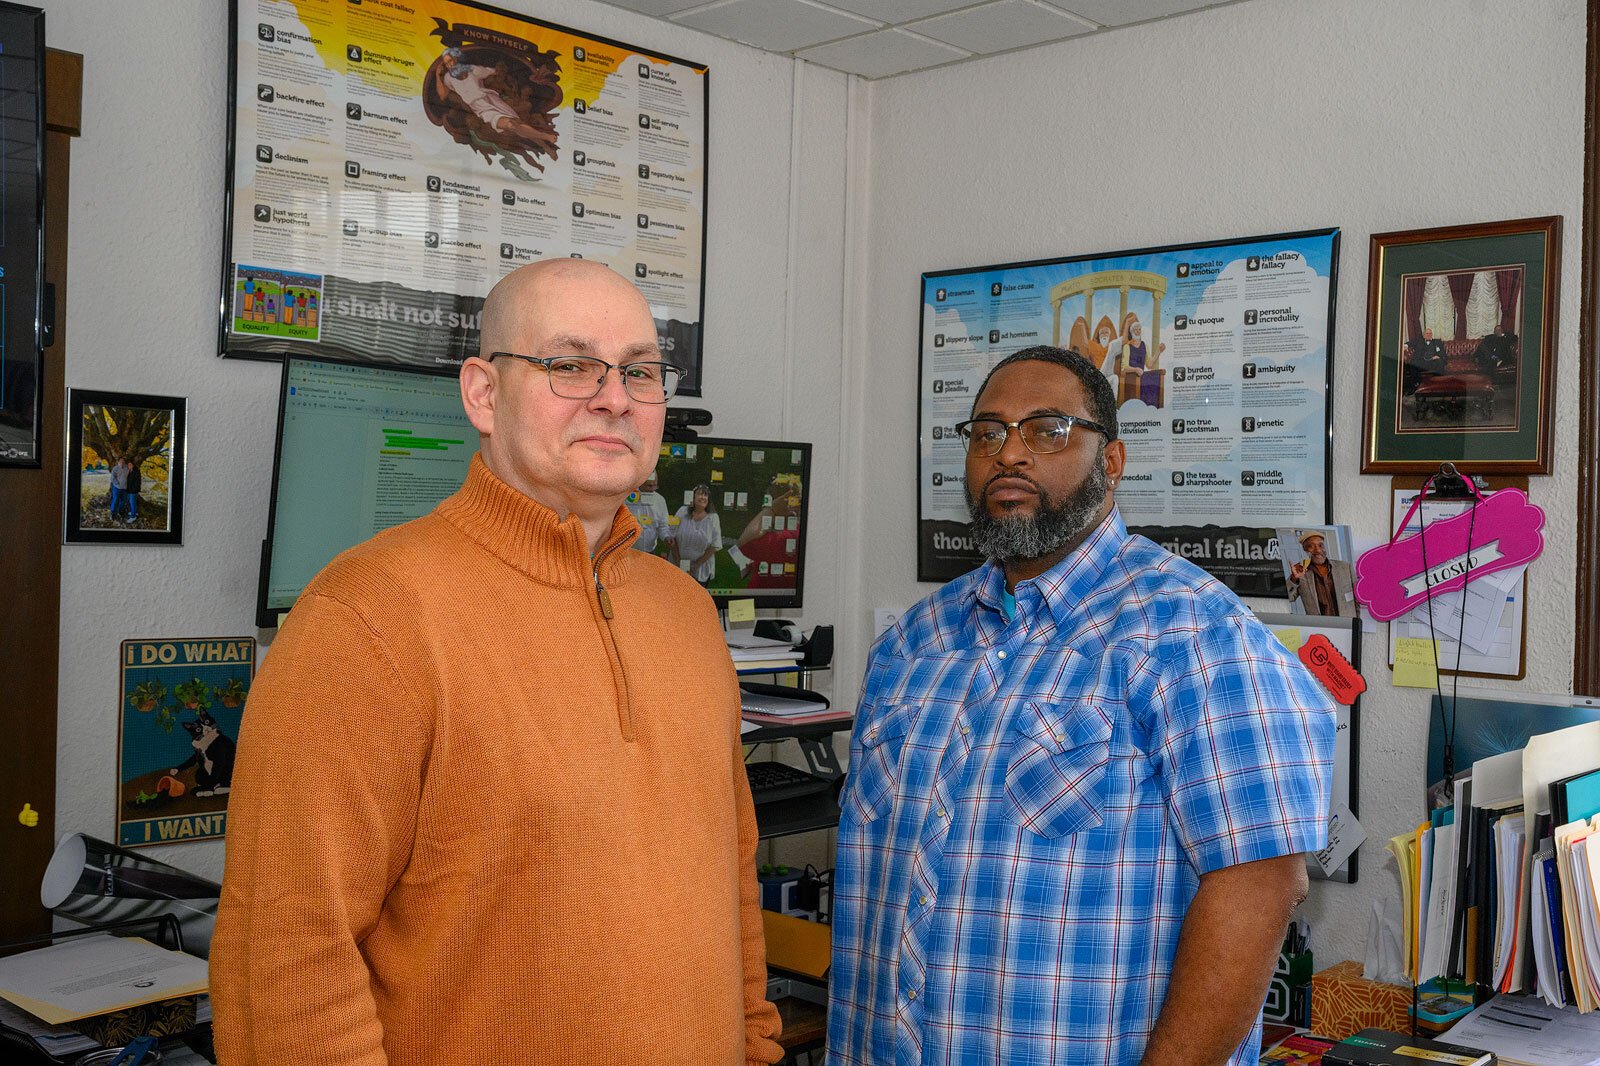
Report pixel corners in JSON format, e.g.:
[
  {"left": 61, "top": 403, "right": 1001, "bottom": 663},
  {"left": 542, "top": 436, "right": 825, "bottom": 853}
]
[
  {"left": 566, "top": 422, "right": 644, "bottom": 449},
  {"left": 981, "top": 471, "right": 1044, "bottom": 497}
]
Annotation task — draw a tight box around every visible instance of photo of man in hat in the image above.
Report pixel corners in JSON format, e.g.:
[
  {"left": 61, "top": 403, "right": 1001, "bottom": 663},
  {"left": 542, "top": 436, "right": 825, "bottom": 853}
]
[{"left": 1281, "top": 527, "right": 1356, "bottom": 617}]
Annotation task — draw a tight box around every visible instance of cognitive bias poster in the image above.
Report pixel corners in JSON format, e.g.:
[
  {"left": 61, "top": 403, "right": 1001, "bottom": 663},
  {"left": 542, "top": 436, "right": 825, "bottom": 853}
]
[
  {"left": 224, "top": 0, "right": 708, "bottom": 392},
  {"left": 118, "top": 637, "right": 255, "bottom": 848},
  {"left": 919, "top": 229, "right": 1338, "bottom": 594}
]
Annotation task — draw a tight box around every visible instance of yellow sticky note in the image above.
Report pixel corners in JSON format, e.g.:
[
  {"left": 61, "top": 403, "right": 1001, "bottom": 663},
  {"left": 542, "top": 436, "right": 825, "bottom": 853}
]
[
  {"left": 1393, "top": 638, "right": 1440, "bottom": 688},
  {"left": 727, "top": 598, "right": 756, "bottom": 623},
  {"left": 1273, "top": 627, "right": 1302, "bottom": 652},
  {"left": 711, "top": 469, "right": 723, "bottom": 482}
]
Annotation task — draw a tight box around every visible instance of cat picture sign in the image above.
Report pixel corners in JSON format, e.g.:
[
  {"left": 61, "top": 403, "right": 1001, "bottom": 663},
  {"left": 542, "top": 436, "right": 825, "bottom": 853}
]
[{"left": 118, "top": 637, "right": 254, "bottom": 847}]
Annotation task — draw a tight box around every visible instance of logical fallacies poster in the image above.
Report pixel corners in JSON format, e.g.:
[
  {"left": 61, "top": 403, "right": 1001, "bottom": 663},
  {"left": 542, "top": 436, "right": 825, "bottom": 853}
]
[
  {"left": 224, "top": 0, "right": 708, "bottom": 392},
  {"left": 918, "top": 230, "right": 1338, "bottom": 594}
]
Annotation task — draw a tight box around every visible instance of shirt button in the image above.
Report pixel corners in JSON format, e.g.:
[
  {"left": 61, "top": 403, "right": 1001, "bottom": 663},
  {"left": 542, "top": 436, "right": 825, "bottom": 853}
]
[
  {"left": 959, "top": 723, "right": 970, "bottom": 736},
  {"left": 996, "top": 650, "right": 1007, "bottom": 659},
  {"left": 919, "top": 894, "right": 928, "bottom": 905},
  {"left": 1054, "top": 732, "right": 1066, "bottom": 742},
  {"left": 907, "top": 989, "right": 918, "bottom": 1001},
  {"left": 937, "top": 807, "right": 948, "bottom": 819}
]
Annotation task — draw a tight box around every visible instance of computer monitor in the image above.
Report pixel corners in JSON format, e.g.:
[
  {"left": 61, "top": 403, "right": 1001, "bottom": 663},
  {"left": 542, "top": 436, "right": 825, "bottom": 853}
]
[
  {"left": 256, "top": 357, "right": 478, "bottom": 627},
  {"left": 628, "top": 436, "right": 812, "bottom": 609}
]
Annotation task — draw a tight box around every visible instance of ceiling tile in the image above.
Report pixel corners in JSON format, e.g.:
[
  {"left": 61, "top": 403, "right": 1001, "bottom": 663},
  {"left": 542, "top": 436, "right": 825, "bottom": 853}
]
[
  {"left": 1045, "top": 0, "right": 1221, "bottom": 28},
  {"left": 811, "top": 0, "right": 980, "bottom": 24},
  {"left": 673, "top": 0, "right": 882, "bottom": 53},
  {"left": 596, "top": 0, "right": 710, "bottom": 17},
  {"left": 796, "top": 27, "right": 969, "bottom": 78},
  {"left": 911, "top": 0, "right": 1093, "bottom": 54}
]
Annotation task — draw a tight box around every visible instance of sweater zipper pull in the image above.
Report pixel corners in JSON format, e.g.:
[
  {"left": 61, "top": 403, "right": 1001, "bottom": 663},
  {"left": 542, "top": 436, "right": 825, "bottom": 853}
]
[{"left": 595, "top": 574, "right": 614, "bottom": 619}]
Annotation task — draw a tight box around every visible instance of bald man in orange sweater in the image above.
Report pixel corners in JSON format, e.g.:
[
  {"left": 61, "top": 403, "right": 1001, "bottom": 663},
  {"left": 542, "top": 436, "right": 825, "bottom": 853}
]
[{"left": 212, "top": 261, "right": 783, "bottom": 1065}]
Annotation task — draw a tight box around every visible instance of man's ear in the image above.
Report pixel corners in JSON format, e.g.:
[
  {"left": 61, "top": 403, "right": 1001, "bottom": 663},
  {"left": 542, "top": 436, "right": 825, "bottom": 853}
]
[
  {"left": 1104, "top": 438, "right": 1127, "bottom": 487},
  {"left": 460, "top": 356, "right": 497, "bottom": 437}
]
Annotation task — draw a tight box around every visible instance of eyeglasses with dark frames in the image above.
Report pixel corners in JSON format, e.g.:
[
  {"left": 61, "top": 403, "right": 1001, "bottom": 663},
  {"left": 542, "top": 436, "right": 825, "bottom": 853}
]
[
  {"left": 488, "top": 351, "right": 682, "bottom": 404},
  {"left": 954, "top": 414, "right": 1110, "bottom": 456}
]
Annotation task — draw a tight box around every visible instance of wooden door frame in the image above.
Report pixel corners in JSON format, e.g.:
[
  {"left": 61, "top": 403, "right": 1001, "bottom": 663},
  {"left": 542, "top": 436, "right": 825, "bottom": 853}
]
[{"left": 1578, "top": 0, "right": 1600, "bottom": 696}]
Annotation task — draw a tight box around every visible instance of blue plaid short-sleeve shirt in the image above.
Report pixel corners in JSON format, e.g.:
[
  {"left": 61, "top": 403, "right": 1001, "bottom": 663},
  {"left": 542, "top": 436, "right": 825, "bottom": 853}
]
[{"left": 828, "top": 511, "right": 1335, "bottom": 1065}]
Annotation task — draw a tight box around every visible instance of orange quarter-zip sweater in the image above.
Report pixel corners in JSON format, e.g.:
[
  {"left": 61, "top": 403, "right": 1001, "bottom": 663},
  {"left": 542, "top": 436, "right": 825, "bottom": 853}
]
[{"left": 212, "top": 455, "right": 783, "bottom": 1065}]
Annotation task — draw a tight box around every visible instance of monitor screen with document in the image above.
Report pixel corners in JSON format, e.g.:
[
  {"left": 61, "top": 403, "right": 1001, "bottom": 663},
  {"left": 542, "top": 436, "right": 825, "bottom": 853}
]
[
  {"left": 256, "top": 357, "right": 478, "bottom": 627},
  {"left": 627, "top": 436, "right": 812, "bottom": 610}
]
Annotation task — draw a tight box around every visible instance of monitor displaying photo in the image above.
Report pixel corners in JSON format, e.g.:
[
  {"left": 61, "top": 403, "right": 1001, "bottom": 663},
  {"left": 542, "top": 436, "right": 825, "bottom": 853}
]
[{"left": 626, "top": 436, "right": 811, "bottom": 609}]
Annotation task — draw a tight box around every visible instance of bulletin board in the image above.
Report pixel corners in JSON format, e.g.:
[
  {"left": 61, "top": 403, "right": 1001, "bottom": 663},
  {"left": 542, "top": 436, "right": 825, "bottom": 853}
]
[
  {"left": 1387, "top": 476, "right": 1529, "bottom": 681},
  {"left": 1256, "top": 611, "right": 1361, "bottom": 883}
]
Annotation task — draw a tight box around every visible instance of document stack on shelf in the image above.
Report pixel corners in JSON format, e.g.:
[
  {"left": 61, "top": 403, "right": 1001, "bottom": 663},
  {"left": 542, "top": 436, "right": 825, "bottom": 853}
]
[
  {"left": 725, "top": 632, "right": 804, "bottom": 673},
  {"left": 1397, "top": 722, "right": 1600, "bottom": 1013},
  {"left": 1444, "top": 994, "right": 1600, "bottom": 1066},
  {"left": 739, "top": 686, "right": 841, "bottom": 728}
]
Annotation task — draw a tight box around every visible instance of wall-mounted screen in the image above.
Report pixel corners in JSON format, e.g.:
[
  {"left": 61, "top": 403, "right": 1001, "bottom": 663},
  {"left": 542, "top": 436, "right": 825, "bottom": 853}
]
[
  {"left": 221, "top": 0, "right": 709, "bottom": 393},
  {"left": 257, "top": 357, "right": 477, "bottom": 626},
  {"left": 0, "top": 2, "right": 44, "bottom": 467},
  {"left": 628, "top": 436, "right": 811, "bottom": 610}
]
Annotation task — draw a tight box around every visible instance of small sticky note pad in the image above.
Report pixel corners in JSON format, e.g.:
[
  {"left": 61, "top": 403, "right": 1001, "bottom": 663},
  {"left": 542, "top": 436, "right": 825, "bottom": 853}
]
[
  {"left": 1273, "top": 628, "right": 1302, "bottom": 652},
  {"left": 1393, "top": 638, "right": 1440, "bottom": 688},
  {"left": 727, "top": 598, "right": 756, "bottom": 623}
]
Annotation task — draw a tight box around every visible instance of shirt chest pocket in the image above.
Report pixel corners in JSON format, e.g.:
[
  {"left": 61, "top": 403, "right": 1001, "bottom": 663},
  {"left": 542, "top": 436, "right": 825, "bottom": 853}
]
[
  {"left": 1003, "top": 700, "right": 1114, "bottom": 840},
  {"left": 842, "top": 701, "right": 919, "bottom": 825}
]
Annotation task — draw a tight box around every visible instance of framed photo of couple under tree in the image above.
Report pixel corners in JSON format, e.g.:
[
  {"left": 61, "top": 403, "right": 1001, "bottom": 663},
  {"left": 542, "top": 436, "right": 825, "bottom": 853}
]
[
  {"left": 1361, "top": 216, "right": 1560, "bottom": 474},
  {"left": 64, "top": 389, "right": 187, "bottom": 545}
]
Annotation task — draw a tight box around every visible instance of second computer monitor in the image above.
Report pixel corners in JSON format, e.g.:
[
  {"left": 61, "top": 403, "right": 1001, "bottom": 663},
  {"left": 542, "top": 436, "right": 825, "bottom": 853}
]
[{"left": 628, "top": 436, "right": 812, "bottom": 609}]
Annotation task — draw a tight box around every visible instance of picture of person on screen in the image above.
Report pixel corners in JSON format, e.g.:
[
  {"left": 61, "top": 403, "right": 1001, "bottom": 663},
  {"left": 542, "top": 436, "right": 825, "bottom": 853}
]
[
  {"left": 671, "top": 483, "right": 722, "bottom": 584},
  {"left": 736, "top": 474, "right": 801, "bottom": 589},
  {"left": 212, "top": 259, "right": 782, "bottom": 1066},
  {"left": 627, "top": 468, "right": 671, "bottom": 555}
]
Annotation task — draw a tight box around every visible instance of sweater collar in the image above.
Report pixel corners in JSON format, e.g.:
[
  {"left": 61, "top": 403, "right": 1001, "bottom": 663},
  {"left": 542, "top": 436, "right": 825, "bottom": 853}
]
[{"left": 436, "top": 453, "right": 640, "bottom": 589}]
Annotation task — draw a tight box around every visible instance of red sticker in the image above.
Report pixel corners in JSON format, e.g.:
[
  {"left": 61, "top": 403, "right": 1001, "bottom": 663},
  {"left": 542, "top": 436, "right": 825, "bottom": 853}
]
[{"left": 1297, "top": 634, "right": 1365, "bottom": 705}]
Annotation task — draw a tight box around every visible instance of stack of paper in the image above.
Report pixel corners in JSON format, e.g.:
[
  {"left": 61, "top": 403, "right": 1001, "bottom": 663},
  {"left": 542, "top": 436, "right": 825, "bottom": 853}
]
[
  {"left": 0, "top": 997, "right": 99, "bottom": 1059},
  {"left": 725, "top": 634, "right": 803, "bottom": 672},
  {"left": 1445, "top": 994, "right": 1600, "bottom": 1065},
  {"left": 1494, "top": 814, "right": 1529, "bottom": 991},
  {"left": 0, "top": 934, "right": 207, "bottom": 1025}
]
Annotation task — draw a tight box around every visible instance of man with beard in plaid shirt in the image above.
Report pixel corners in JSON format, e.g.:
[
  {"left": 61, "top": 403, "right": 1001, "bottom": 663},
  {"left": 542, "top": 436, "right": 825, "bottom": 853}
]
[{"left": 829, "top": 345, "right": 1334, "bottom": 1065}]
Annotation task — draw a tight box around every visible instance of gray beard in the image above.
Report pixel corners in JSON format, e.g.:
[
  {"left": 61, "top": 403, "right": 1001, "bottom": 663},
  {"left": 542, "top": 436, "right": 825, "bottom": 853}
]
[{"left": 965, "top": 457, "right": 1108, "bottom": 565}]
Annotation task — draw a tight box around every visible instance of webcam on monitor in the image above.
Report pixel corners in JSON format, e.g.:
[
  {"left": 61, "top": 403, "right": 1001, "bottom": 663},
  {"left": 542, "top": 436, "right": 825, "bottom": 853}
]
[{"left": 664, "top": 406, "right": 712, "bottom": 440}]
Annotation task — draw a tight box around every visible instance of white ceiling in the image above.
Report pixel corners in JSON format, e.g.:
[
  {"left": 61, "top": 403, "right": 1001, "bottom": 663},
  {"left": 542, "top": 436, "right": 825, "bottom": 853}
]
[{"left": 597, "top": 0, "right": 1245, "bottom": 79}]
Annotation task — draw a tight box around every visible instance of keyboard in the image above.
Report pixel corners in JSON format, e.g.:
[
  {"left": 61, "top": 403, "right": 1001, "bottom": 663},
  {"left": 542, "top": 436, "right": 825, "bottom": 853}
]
[{"left": 746, "top": 761, "right": 833, "bottom": 805}]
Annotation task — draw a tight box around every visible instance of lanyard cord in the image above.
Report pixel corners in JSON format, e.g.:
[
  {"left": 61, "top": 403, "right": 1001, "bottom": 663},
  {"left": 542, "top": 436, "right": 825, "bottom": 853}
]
[{"left": 1415, "top": 488, "right": 1480, "bottom": 789}]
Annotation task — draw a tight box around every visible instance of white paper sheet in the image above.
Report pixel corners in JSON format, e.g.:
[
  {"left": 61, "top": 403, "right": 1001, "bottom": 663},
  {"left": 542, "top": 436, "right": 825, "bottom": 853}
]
[
  {"left": 0, "top": 934, "right": 207, "bottom": 1025},
  {"left": 1313, "top": 803, "right": 1366, "bottom": 876},
  {"left": 1445, "top": 994, "right": 1600, "bottom": 1066}
]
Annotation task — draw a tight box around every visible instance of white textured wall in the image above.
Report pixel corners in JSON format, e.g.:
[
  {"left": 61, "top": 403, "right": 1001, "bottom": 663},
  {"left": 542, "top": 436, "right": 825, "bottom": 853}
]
[
  {"left": 850, "top": 0, "right": 1587, "bottom": 966},
  {"left": 41, "top": 0, "right": 850, "bottom": 884}
]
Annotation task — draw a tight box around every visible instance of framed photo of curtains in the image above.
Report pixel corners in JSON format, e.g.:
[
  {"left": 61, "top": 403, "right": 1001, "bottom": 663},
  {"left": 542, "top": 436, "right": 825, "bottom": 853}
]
[{"left": 1361, "top": 216, "right": 1560, "bottom": 474}]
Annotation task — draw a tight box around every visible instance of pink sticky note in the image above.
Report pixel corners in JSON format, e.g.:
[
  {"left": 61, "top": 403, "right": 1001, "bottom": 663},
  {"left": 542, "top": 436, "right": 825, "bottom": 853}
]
[{"left": 1354, "top": 488, "right": 1544, "bottom": 622}]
